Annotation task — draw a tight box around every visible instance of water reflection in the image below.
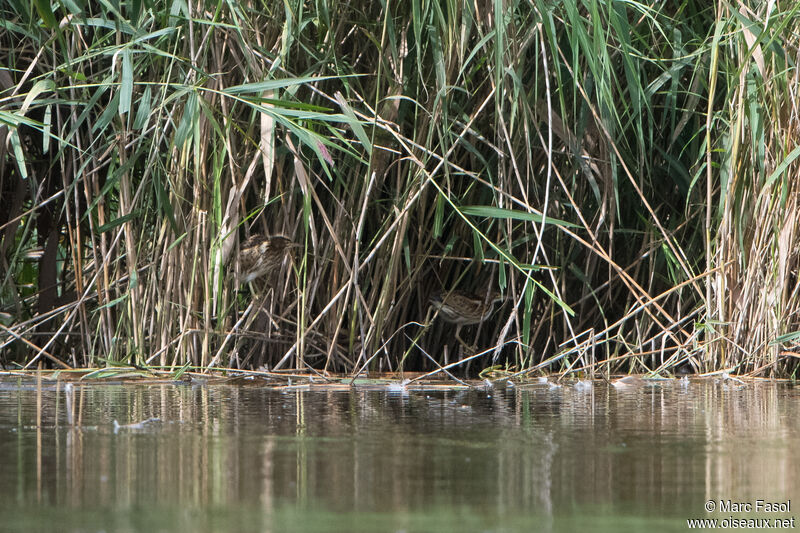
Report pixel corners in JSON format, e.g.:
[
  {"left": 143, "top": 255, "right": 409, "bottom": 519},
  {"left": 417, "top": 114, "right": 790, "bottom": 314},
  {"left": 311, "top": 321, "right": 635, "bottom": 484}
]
[{"left": 0, "top": 376, "right": 797, "bottom": 532}]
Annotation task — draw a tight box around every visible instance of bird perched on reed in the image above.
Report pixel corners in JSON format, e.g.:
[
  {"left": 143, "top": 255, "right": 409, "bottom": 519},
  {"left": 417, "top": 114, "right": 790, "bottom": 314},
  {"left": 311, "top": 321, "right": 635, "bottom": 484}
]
[
  {"left": 238, "top": 234, "right": 300, "bottom": 284},
  {"left": 429, "top": 289, "right": 504, "bottom": 347}
]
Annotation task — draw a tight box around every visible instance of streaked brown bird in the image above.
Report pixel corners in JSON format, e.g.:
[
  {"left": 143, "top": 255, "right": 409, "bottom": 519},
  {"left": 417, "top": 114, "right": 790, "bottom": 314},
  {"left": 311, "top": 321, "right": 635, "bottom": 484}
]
[
  {"left": 238, "top": 234, "right": 299, "bottom": 284},
  {"left": 429, "top": 289, "right": 504, "bottom": 347}
]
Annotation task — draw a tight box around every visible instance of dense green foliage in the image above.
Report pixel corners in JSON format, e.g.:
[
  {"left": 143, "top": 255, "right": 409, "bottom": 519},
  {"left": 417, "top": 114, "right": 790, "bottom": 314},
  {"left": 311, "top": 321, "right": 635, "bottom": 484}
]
[{"left": 1, "top": 0, "right": 798, "bottom": 377}]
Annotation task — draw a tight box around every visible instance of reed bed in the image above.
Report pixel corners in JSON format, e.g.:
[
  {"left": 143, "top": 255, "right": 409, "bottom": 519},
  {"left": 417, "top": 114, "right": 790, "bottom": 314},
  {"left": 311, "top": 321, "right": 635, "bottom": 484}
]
[{"left": 1, "top": 1, "right": 798, "bottom": 377}]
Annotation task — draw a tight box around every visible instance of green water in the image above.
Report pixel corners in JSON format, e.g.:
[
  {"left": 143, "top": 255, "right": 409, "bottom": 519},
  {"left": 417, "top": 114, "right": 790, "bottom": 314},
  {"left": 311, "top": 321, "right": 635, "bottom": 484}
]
[{"left": 0, "top": 376, "right": 797, "bottom": 532}]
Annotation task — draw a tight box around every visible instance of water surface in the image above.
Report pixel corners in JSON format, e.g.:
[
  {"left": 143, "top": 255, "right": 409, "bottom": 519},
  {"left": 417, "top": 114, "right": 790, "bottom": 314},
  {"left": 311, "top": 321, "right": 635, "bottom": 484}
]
[{"left": 0, "top": 375, "right": 797, "bottom": 532}]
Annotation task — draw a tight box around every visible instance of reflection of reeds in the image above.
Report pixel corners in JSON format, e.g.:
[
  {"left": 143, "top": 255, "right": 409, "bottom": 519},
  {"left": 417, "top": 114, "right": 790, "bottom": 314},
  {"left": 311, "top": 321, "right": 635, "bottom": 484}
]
[
  {"left": 0, "top": 2, "right": 798, "bottom": 377},
  {"left": 64, "top": 383, "right": 74, "bottom": 426},
  {"left": 11, "top": 380, "right": 798, "bottom": 519}
]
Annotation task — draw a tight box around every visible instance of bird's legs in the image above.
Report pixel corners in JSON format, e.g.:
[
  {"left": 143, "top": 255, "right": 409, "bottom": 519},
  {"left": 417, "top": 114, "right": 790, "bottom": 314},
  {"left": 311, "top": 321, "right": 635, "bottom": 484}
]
[
  {"left": 243, "top": 282, "right": 280, "bottom": 332},
  {"left": 454, "top": 325, "right": 471, "bottom": 351}
]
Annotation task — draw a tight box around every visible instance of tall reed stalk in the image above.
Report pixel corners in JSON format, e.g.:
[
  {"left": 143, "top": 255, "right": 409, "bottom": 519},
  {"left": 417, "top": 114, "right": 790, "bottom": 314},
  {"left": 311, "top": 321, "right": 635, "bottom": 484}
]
[{"left": 1, "top": 0, "right": 798, "bottom": 377}]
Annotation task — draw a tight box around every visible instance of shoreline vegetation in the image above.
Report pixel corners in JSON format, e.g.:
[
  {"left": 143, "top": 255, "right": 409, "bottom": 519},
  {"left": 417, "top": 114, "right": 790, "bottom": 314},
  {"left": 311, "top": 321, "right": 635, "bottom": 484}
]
[
  {"left": 0, "top": 368, "right": 779, "bottom": 390},
  {"left": 1, "top": 2, "right": 799, "bottom": 378}
]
